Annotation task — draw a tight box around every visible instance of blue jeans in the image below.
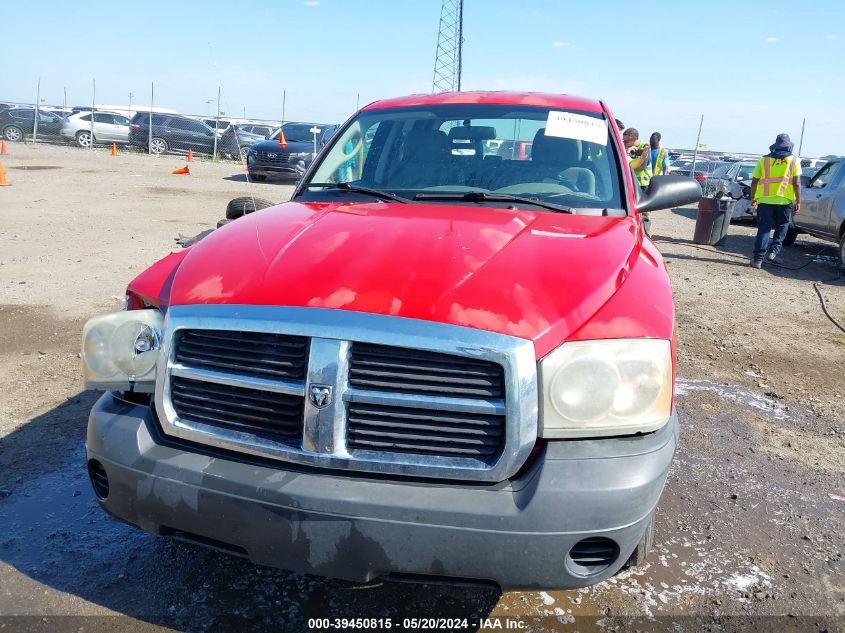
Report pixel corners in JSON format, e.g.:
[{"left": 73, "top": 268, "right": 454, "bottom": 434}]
[{"left": 753, "top": 202, "right": 793, "bottom": 261}]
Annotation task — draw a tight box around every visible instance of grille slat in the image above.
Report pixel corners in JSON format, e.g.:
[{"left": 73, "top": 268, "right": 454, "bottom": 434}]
[
  {"left": 171, "top": 376, "right": 303, "bottom": 442},
  {"left": 349, "top": 343, "right": 504, "bottom": 399},
  {"left": 347, "top": 437, "right": 500, "bottom": 457},
  {"left": 175, "top": 330, "right": 308, "bottom": 381}
]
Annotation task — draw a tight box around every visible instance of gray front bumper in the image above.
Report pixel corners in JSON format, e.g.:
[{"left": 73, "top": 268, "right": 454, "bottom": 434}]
[{"left": 86, "top": 392, "right": 678, "bottom": 589}]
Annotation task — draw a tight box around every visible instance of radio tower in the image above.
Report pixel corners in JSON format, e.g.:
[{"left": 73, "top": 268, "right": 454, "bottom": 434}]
[{"left": 432, "top": 0, "right": 464, "bottom": 93}]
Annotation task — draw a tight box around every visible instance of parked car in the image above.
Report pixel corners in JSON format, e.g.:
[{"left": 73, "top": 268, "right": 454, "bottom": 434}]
[
  {"left": 218, "top": 123, "right": 274, "bottom": 159},
  {"left": 61, "top": 111, "right": 131, "bottom": 147},
  {"left": 672, "top": 159, "right": 718, "bottom": 187},
  {"left": 246, "top": 122, "right": 337, "bottom": 180},
  {"left": 128, "top": 112, "right": 217, "bottom": 155},
  {"left": 787, "top": 157, "right": 845, "bottom": 264},
  {"left": 0, "top": 108, "right": 64, "bottom": 142},
  {"left": 82, "top": 90, "right": 702, "bottom": 590}
]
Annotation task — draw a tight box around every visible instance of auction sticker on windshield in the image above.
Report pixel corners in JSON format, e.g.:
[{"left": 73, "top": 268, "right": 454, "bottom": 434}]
[{"left": 545, "top": 110, "right": 608, "bottom": 145}]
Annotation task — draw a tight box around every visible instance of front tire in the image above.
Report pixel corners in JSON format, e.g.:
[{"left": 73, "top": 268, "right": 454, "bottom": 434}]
[
  {"left": 76, "top": 130, "right": 93, "bottom": 148},
  {"left": 4, "top": 126, "right": 24, "bottom": 142},
  {"left": 149, "top": 137, "right": 168, "bottom": 154},
  {"left": 624, "top": 510, "right": 655, "bottom": 569},
  {"left": 249, "top": 174, "right": 267, "bottom": 182},
  {"left": 839, "top": 231, "right": 845, "bottom": 269}
]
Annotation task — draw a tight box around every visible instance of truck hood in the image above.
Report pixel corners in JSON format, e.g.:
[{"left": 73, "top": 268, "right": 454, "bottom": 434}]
[{"left": 167, "top": 201, "right": 646, "bottom": 357}]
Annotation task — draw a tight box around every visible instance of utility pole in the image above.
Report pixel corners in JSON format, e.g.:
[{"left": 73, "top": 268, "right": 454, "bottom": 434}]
[
  {"left": 797, "top": 118, "right": 806, "bottom": 159},
  {"left": 432, "top": 0, "right": 464, "bottom": 92},
  {"left": 691, "top": 114, "right": 704, "bottom": 174}
]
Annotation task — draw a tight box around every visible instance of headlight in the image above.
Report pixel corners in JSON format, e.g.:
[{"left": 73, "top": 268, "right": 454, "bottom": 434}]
[
  {"left": 539, "top": 339, "right": 672, "bottom": 438},
  {"left": 82, "top": 310, "right": 163, "bottom": 392}
]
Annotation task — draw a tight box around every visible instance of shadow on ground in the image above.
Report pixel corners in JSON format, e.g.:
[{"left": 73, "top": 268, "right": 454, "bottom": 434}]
[
  {"left": 222, "top": 174, "right": 297, "bottom": 186},
  {"left": 0, "top": 393, "right": 499, "bottom": 631}
]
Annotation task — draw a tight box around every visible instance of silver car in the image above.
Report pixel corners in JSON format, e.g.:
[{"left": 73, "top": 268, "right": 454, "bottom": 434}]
[
  {"left": 788, "top": 157, "right": 845, "bottom": 265},
  {"left": 61, "top": 111, "right": 131, "bottom": 147}
]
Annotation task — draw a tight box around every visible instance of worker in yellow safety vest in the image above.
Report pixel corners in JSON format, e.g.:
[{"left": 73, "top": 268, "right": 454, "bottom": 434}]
[
  {"left": 622, "top": 127, "right": 654, "bottom": 236},
  {"left": 749, "top": 133, "right": 802, "bottom": 269},
  {"left": 650, "top": 132, "right": 669, "bottom": 176},
  {"left": 622, "top": 127, "right": 653, "bottom": 189}
]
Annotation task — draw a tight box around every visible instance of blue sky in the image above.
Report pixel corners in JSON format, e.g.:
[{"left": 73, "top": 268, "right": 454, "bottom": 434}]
[{"left": 2, "top": 0, "right": 843, "bottom": 156}]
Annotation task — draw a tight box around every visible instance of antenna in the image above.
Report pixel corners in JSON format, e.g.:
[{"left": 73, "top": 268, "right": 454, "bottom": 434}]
[{"left": 432, "top": 0, "right": 464, "bottom": 93}]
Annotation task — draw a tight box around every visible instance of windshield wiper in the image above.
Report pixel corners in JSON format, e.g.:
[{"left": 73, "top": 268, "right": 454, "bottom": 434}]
[
  {"left": 413, "top": 191, "right": 573, "bottom": 214},
  {"left": 306, "top": 182, "right": 411, "bottom": 204}
]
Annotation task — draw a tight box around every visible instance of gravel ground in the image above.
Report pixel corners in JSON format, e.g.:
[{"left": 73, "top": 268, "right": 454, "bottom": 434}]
[{"left": 0, "top": 144, "right": 843, "bottom": 632}]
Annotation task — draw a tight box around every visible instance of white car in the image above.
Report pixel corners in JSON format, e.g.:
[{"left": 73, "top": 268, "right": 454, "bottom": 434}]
[{"left": 61, "top": 111, "right": 131, "bottom": 147}]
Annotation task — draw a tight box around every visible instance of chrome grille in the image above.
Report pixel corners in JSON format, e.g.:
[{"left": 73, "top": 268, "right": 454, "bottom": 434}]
[
  {"left": 171, "top": 376, "right": 304, "bottom": 442},
  {"left": 349, "top": 343, "right": 505, "bottom": 398},
  {"left": 347, "top": 343, "right": 506, "bottom": 460},
  {"left": 347, "top": 401, "right": 505, "bottom": 458},
  {"left": 175, "top": 329, "right": 308, "bottom": 381},
  {"left": 156, "top": 306, "right": 538, "bottom": 482}
]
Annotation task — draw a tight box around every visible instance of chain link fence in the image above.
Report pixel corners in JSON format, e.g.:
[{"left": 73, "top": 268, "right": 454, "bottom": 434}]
[{"left": 0, "top": 81, "right": 342, "bottom": 165}]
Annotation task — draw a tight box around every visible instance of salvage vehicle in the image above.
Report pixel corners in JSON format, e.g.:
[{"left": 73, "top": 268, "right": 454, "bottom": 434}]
[
  {"left": 785, "top": 156, "right": 845, "bottom": 263},
  {"left": 82, "top": 91, "right": 701, "bottom": 589},
  {"left": 246, "top": 122, "right": 337, "bottom": 180}
]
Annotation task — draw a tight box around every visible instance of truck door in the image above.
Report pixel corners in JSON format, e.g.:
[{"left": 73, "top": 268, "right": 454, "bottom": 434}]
[{"left": 801, "top": 160, "right": 842, "bottom": 237}]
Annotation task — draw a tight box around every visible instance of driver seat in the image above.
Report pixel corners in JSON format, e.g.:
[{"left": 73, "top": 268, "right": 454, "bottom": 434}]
[{"left": 530, "top": 129, "right": 596, "bottom": 196}]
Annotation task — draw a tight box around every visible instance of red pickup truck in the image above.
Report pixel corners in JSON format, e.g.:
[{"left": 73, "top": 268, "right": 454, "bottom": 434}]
[{"left": 82, "top": 91, "right": 701, "bottom": 589}]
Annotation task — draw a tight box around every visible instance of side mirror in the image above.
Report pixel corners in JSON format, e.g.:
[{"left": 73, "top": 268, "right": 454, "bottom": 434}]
[{"left": 637, "top": 175, "right": 702, "bottom": 213}]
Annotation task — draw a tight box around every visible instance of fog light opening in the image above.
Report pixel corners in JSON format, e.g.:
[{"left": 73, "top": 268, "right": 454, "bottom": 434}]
[
  {"left": 88, "top": 459, "right": 110, "bottom": 501},
  {"left": 566, "top": 537, "right": 620, "bottom": 576}
]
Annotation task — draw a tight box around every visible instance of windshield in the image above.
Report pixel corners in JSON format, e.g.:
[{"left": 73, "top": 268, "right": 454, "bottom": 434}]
[
  {"left": 272, "top": 123, "right": 320, "bottom": 143},
  {"left": 299, "top": 104, "right": 623, "bottom": 212}
]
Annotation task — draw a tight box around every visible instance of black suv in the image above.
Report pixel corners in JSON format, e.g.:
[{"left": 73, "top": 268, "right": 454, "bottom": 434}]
[
  {"left": 246, "top": 123, "right": 338, "bottom": 180},
  {"left": 1, "top": 108, "right": 64, "bottom": 142},
  {"left": 128, "top": 113, "right": 217, "bottom": 155}
]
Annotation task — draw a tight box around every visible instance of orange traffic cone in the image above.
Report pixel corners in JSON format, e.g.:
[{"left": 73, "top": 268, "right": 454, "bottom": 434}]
[
  {"left": 278, "top": 130, "right": 287, "bottom": 147},
  {"left": 111, "top": 143, "right": 118, "bottom": 156},
  {"left": 187, "top": 148, "right": 194, "bottom": 162},
  {"left": 172, "top": 165, "right": 190, "bottom": 175},
  {"left": 0, "top": 161, "right": 10, "bottom": 186},
  {"left": 0, "top": 141, "right": 7, "bottom": 155}
]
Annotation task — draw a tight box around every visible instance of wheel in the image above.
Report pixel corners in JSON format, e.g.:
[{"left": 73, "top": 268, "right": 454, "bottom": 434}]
[
  {"left": 239, "top": 145, "right": 251, "bottom": 160},
  {"left": 149, "top": 137, "right": 168, "bottom": 154},
  {"left": 624, "top": 510, "right": 655, "bottom": 569},
  {"left": 216, "top": 218, "right": 232, "bottom": 229},
  {"left": 225, "top": 196, "right": 274, "bottom": 220},
  {"left": 249, "top": 174, "right": 267, "bottom": 182},
  {"left": 75, "top": 130, "right": 93, "bottom": 148},
  {"left": 783, "top": 226, "right": 799, "bottom": 247},
  {"left": 4, "top": 126, "right": 24, "bottom": 142},
  {"left": 839, "top": 231, "right": 845, "bottom": 269}
]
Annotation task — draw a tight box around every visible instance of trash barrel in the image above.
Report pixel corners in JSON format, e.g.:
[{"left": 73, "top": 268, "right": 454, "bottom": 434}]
[{"left": 693, "top": 197, "right": 734, "bottom": 246}]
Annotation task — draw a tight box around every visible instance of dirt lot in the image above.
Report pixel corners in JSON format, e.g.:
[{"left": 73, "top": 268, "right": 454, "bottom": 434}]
[{"left": 0, "top": 144, "right": 843, "bottom": 632}]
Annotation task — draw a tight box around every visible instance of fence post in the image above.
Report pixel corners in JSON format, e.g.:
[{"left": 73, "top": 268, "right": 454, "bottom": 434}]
[
  {"left": 91, "top": 79, "right": 96, "bottom": 150},
  {"left": 148, "top": 82, "right": 154, "bottom": 155},
  {"left": 213, "top": 85, "right": 220, "bottom": 161},
  {"left": 33, "top": 77, "right": 41, "bottom": 143},
  {"left": 691, "top": 114, "right": 704, "bottom": 175}
]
